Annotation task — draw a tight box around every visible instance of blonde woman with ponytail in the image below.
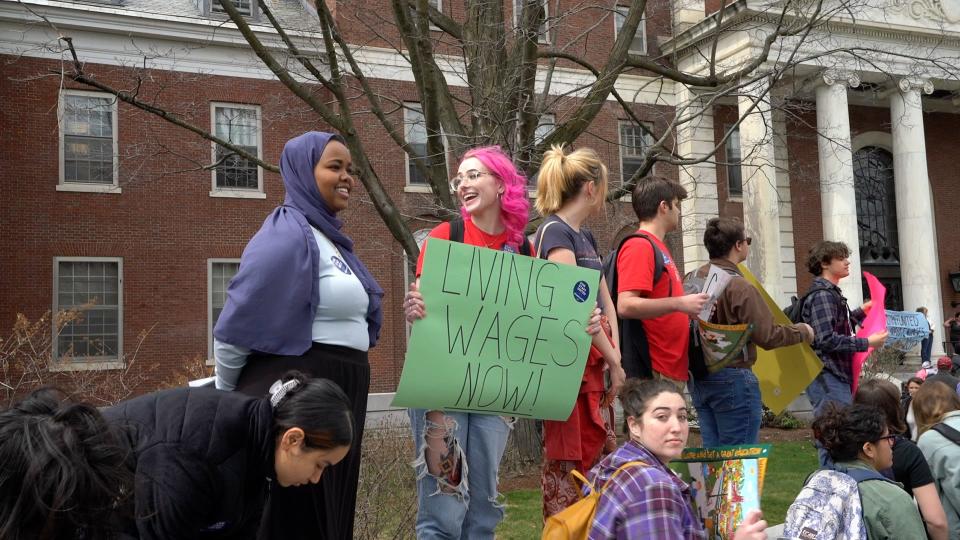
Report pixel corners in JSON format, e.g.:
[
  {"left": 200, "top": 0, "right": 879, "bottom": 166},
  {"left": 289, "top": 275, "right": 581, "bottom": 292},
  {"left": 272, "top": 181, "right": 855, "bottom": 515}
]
[{"left": 534, "top": 144, "right": 626, "bottom": 518}]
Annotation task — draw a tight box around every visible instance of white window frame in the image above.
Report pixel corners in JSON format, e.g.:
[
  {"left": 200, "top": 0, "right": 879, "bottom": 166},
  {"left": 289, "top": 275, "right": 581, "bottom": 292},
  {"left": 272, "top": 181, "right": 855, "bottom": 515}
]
[
  {"left": 527, "top": 113, "right": 556, "bottom": 193},
  {"left": 58, "top": 90, "right": 120, "bottom": 194},
  {"left": 403, "top": 103, "right": 449, "bottom": 193},
  {"left": 614, "top": 5, "right": 647, "bottom": 55},
  {"left": 207, "top": 258, "right": 241, "bottom": 363},
  {"left": 51, "top": 257, "right": 124, "bottom": 371},
  {"left": 618, "top": 120, "right": 654, "bottom": 199},
  {"left": 208, "top": 0, "right": 260, "bottom": 19},
  {"left": 209, "top": 102, "right": 265, "bottom": 199},
  {"left": 513, "top": 0, "right": 550, "bottom": 44}
]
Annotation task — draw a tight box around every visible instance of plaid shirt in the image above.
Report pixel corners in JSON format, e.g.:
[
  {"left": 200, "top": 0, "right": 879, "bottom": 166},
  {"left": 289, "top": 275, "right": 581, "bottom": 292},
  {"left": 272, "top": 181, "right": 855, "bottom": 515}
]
[
  {"left": 588, "top": 440, "right": 706, "bottom": 540},
  {"left": 801, "top": 277, "right": 868, "bottom": 384}
]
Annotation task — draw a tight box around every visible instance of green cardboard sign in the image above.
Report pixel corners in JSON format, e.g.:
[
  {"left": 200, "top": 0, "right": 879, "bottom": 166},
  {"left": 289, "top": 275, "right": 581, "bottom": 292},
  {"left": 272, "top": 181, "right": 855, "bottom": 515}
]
[{"left": 392, "top": 239, "right": 600, "bottom": 420}]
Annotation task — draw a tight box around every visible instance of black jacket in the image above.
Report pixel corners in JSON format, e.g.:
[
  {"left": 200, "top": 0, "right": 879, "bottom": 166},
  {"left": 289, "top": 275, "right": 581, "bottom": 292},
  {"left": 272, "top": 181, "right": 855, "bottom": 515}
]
[{"left": 102, "top": 387, "right": 275, "bottom": 539}]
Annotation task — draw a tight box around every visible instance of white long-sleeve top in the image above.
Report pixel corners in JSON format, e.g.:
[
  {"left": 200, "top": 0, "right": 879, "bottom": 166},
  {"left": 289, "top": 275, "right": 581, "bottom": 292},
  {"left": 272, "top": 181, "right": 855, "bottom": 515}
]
[{"left": 215, "top": 227, "right": 369, "bottom": 390}]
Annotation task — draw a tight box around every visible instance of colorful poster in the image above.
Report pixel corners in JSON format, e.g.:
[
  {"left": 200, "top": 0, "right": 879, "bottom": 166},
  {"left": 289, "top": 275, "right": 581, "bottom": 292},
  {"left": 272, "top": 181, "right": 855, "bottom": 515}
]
[
  {"left": 884, "top": 310, "right": 929, "bottom": 351},
  {"left": 673, "top": 445, "right": 771, "bottom": 540},
  {"left": 699, "top": 320, "right": 754, "bottom": 373},
  {"left": 738, "top": 264, "right": 823, "bottom": 414},
  {"left": 852, "top": 272, "right": 887, "bottom": 392},
  {"left": 392, "top": 239, "right": 599, "bottom": 420}
]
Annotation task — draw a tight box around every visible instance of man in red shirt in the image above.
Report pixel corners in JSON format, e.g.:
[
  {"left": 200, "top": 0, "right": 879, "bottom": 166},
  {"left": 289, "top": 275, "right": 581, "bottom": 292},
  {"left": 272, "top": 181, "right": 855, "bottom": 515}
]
[{"left": 615, "top": 176, "right": 709, "bottom": 389}]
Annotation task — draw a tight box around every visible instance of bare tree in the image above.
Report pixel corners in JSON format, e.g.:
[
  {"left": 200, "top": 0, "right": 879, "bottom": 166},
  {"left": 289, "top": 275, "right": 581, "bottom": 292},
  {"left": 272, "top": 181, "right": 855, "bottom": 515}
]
[{"left": 18, "top": 0, "right": 952, "bottom": 258}]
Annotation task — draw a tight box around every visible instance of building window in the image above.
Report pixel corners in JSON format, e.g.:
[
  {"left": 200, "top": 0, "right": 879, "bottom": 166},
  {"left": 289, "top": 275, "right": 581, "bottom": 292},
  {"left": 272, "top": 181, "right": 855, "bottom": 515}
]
[
  {"left": 405, "top": 104, "right": 429, "bottom": 185},
  {"left": 725, "top": 125, "right": 743, "bottom": 198},
  {"left": 403, "top": 103, "right": 448, "bottom": 187},
  {"left": 59, "top": 91, "right": 118, "bottom": 191},
  {"left": 211, "top": 0, "right": 255, "bottom": 16},
  {"left": 526, "top": 113, "right": 556, "bottom": 189},
  {"left": 53, "top": 258, "right": 123, "bottom": 363},
  {"left": 614, "top": 6, "right": 646, "bottom": 55},
  {"left": 618, "top": 121, "right": 652, "bottom": 188},
  {"left": 514, "top": 0, "right": 550, "bottom": 43},
  {"left": 211, "top": 103, "right": 263, "bottom": 197},
  {"left": 208, "top": 259, "right": 241, "bottom": 360},
  {"left": 534, "top": 113, "right": 556, "bottom": 145}
]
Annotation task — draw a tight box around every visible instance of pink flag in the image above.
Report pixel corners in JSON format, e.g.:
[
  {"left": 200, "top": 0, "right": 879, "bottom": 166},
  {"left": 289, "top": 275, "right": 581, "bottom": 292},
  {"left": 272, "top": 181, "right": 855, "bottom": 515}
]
[{"left": 851, "top": 272, "right": 887, "bottom": 393}]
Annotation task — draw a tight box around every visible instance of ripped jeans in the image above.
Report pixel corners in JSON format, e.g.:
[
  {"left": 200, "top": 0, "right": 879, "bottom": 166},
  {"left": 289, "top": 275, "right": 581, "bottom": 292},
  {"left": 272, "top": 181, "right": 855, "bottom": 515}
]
[{"left": 408, "top": 409, "right": 513, "bottom": 539}]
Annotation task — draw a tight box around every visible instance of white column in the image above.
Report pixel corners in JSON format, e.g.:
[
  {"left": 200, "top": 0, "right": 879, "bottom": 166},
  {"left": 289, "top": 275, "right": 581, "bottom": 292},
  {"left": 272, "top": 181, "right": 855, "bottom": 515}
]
[
  {"left": 816, "top": 69, "right": 863, "bottom": 306},
  {"left": 773, "top": 106, "right": 798, "bottom": 300},
  {"left": 890, "top": 77, "right": 945, "bottom": 356},
  {"left": 738, "top": 78, "right": 786, "bottom": 305},
  {"left": 676, "top": 85, "right": 720, "bottom": 274}
]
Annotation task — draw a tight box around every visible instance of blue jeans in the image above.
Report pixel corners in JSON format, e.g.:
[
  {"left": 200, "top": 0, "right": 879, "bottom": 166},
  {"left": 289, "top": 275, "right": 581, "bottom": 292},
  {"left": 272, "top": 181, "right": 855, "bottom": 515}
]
[
  {"left": 690, "top": 368, "right": 762, "bottom": 447},
  {"left": 805, "top": 369, "right": 853, "bottom": 466},
  {"left": 921, "top": 334, "right": 933, "bottom": 365},
  {"left": 409, "top": 409, "right": 513, "bottom": 539}
]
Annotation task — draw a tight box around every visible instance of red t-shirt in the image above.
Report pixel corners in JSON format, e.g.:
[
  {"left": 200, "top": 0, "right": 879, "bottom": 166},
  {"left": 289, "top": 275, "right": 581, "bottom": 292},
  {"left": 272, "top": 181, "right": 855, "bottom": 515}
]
[
  {"left": 416, "top": 220, "right": 532, "bottom": 276},
  {"left": 616, "top": 230, "right": 689, "bottom": 381}
]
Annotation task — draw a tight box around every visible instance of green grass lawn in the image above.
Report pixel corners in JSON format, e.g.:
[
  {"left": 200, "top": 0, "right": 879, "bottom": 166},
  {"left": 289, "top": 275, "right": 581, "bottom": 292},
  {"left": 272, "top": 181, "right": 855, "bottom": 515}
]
[{"left": 496, "top": 440, "right": 819, "bottom": 539}]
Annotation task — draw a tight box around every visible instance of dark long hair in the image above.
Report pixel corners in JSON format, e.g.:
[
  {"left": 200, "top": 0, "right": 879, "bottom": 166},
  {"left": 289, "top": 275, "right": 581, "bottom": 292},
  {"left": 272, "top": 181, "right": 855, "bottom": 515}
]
[
  {"left": 272, "top": 372, "right": 354, "bottom": 449},
  {"left": 812, "top": 403, "right": 887, "bottom": 462},
  {"left": 854, "top": 378, "right": 907, "bottom": 435},
  {"left": 0, "top": 388, "right": 132, "bottom": 539}
]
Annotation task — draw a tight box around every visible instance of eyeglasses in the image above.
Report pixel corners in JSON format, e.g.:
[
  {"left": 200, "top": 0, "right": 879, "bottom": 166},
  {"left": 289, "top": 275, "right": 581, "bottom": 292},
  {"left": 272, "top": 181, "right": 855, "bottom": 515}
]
[
  {"left": 875, "top": 434, "right": 897, "bottom": 445},
  {"left": 450, "top": 170, "right": 492, "bottom": 191},
  {"left": 739, "top": 237, "right": 753, "bottom": 246}
]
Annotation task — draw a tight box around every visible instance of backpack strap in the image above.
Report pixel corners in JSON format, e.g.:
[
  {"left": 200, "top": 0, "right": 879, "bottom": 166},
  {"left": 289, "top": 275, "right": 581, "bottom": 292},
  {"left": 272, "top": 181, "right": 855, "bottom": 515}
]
[
  {"left": 449, "top": 216, "right": 531, "bottom": 256},
  {"left": 608, "top": 233, "right": 670, "bottom": 302},
  {"left": 798, "top": 282, "right": 847, "bottom": 322},
  {"left": 569, "top": 460, "right": 647, "bottom": 498},
  {"left": 534, "top": 220, "right": 559, "bottom": 259},
  {"left": 449, "top": 217, "right": 465, "bottom": 243},
  {"left": 931, "top": 422, "right": 960, "bottom": 445},
  {"left": 843, "top": 467, "right": 892, "bottom": 484},
  {"left": 518, "top": 238, "right": 531, "bottom": 257},
  {"left": 600, "top": 460, "right": 648, "bottom": 493}
]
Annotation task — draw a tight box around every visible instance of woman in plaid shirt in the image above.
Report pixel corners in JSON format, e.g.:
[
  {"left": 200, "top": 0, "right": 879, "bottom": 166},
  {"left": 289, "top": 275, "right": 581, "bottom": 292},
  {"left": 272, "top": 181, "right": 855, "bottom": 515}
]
[{"left": 587, "top": 379, "right": 768, "bottom": 539}]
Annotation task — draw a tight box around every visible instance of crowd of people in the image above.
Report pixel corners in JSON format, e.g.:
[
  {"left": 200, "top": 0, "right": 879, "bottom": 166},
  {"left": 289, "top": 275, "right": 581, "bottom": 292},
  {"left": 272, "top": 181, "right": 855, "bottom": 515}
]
[{"left": 1, "top": 129, "right": 958, "bottom": 539}]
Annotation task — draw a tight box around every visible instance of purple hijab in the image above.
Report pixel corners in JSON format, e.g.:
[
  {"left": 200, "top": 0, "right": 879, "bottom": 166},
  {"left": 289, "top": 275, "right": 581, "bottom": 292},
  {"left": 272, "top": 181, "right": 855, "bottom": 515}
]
[{"left": 214, "top": 131, "right": 383, "bottom": 354}]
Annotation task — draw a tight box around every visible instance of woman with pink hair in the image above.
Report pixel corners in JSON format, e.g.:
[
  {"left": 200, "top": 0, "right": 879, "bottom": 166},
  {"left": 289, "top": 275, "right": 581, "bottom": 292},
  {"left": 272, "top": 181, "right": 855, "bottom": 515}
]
[{"left": 402, "top": 146, "right": 600, "bottom": 538}]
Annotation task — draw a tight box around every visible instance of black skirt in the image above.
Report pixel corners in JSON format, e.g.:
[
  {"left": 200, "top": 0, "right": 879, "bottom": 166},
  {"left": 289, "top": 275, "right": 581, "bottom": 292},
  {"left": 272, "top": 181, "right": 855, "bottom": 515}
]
[{"left": 237, "top": 342, "right": 370, "bottom": 540}]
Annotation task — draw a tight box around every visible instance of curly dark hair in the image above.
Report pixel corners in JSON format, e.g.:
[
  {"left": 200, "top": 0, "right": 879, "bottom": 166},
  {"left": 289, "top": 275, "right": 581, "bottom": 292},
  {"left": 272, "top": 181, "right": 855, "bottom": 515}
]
[
  {"left": 812, "top": 402, "right": 887, "bottom": 462},
  {"left": 806, "top": 240, "right": 850, "bottom": 276},
  {"left": 0, "top": 388, "right": 133, "bottom": 539}
]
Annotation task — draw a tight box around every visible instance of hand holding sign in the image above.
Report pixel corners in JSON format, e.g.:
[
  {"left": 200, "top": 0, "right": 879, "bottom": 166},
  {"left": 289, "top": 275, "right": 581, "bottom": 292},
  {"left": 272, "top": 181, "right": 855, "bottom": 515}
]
[{"left": 393, "top": 240, "right": 600, "bottom": 420}]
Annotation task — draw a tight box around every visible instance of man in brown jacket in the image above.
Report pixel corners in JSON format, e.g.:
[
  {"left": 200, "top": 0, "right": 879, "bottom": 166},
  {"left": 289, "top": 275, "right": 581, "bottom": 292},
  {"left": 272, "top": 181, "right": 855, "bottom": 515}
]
[{"left": 689, "top": 217, "right": 814, "bottom": 446}]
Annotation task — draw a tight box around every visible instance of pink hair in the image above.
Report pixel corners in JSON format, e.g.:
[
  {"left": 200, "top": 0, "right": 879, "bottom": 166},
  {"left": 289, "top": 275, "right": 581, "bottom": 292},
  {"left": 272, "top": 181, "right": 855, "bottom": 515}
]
[{"left": 459, "top": 146, "right": 530, "bottom": 249}]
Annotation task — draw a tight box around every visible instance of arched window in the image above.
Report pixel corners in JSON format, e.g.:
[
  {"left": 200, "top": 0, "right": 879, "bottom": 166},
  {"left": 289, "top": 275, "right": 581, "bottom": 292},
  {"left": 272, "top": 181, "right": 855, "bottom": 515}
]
[
  {"left": 853, "top": 146, "right": 899, "bottom": 264},
  {"left": 853, "top": 145, "right": 903, "bottom": 310}
]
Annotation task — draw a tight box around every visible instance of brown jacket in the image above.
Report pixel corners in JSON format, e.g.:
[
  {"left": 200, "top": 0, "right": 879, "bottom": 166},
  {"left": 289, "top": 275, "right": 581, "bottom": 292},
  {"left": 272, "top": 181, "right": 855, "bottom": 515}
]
[{"left": 695, "top": 258, "right": 813, "bottom": 368}]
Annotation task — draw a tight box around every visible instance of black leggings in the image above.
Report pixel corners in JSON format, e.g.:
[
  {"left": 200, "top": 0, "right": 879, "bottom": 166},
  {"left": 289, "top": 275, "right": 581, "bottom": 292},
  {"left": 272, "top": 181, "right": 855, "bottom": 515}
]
[{"left": 237, "top": 342, "right": 370, "bottom": 540}]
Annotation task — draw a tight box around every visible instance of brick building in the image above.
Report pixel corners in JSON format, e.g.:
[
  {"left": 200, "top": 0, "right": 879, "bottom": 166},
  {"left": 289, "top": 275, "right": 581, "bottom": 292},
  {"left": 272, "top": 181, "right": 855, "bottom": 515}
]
[{"left": 1, "top": 0, "right": 958, "bottom": 400}]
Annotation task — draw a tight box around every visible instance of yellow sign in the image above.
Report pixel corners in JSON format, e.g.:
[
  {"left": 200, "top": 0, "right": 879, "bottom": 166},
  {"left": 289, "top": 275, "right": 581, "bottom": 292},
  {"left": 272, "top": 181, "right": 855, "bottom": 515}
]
[{"left": 738, "top": 264, "right": 823, "bottom": 415}]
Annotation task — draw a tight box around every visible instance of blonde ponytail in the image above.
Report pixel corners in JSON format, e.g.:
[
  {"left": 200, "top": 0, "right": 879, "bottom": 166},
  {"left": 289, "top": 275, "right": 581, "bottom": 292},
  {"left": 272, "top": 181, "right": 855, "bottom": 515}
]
[{"left": 534, "top": 144, "right": 608, "bottom": 215}]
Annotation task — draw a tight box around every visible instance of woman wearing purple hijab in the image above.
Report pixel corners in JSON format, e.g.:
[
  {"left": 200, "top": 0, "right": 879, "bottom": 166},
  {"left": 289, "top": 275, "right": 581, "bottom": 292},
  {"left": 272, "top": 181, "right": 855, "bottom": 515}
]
[{"left": 213, "top": 131, "right": 383, "bottom": 539}]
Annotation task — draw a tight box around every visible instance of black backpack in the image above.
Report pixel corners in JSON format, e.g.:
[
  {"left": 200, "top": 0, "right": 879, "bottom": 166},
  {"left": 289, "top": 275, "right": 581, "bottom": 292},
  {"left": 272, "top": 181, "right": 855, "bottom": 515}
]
[
  {"left": 783, "top": 282, "right": 841, "bottom": 324},
  {"left": 448, "top": 218, "right": 531, "bottom": 256},
  {"left": 602, "top": 233, "right": 674, "bottom": 379}
]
